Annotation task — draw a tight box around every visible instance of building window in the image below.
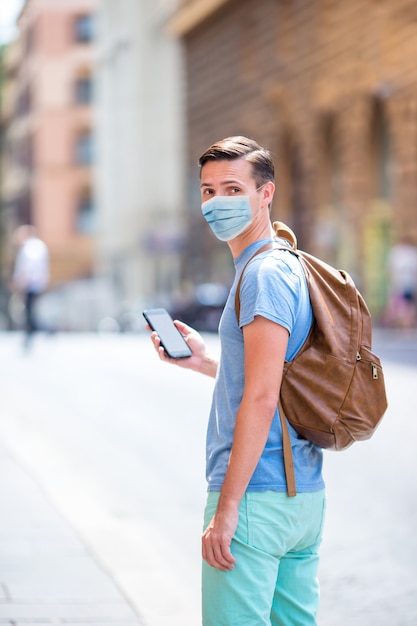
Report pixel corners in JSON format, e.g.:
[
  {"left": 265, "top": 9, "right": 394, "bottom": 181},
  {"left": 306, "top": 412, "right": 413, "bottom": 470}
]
[
  {"left": 17, "top": 84, "right": 32, "bottom": 117},
  {"left": 74, "top": 76, "right": 93, "bottom": 104},
  {"left": 77, "top": 191, "right": 94, "bottom": 233},
  {"left": 17, "top": 193, "right": 32, "bottom": 225},
  {"left": 75, "top": 130, "right": 93, "bottom": 165},
  {"left": 25, "top": 23, "right": 36, "bottom": 55},
  {"left": 16, "top": 136, "right": 33, "bottom": 169},
  {"left": 74, "top": 14, "right": 94, "bottom": 43}
]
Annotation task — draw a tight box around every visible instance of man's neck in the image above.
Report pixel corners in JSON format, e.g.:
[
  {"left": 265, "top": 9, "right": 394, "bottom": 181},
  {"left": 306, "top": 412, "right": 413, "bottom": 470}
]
[{"left": 227, "top": 222, "right": 275, "bottom": 259}]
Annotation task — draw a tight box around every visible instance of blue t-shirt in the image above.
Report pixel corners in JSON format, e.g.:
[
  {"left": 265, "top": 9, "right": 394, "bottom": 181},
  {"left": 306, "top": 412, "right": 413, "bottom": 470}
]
[{"left": 206, "top": 238, "right": 325, "bottom": 493}]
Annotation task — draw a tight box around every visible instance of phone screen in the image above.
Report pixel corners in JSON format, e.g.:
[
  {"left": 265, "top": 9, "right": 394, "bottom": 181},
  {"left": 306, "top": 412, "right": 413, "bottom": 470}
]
[{"left": 143, "top": 308, "right": 192, "bottom": 359}]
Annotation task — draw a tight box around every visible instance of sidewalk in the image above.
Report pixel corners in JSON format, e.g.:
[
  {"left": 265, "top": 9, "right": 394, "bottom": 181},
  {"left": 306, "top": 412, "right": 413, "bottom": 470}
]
[{"left": 0, "top": 442, "right": 143, "bottom": 626}]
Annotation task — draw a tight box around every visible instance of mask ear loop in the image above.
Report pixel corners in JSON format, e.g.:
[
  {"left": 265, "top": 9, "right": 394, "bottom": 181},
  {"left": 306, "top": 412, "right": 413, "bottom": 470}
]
[{"left": 255, "top": 181, "right": 274, "bottom": 210}]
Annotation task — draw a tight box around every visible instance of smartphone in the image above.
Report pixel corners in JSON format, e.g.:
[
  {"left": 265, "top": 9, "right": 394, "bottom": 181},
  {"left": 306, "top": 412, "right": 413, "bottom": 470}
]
[{"left": 143, "top": 308, "right": 192, "bottom": 359}]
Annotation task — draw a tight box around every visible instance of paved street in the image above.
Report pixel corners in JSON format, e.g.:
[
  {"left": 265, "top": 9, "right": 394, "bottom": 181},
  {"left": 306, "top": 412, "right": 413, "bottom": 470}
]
[{"left": 0, "top": 329, "right": 416, "bottom": 625}]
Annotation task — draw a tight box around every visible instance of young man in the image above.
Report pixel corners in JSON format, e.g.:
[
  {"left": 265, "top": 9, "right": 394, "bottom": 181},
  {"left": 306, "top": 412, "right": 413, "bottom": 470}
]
[{"left": 149, "top": 136, "right": 325, "bottom": 625}]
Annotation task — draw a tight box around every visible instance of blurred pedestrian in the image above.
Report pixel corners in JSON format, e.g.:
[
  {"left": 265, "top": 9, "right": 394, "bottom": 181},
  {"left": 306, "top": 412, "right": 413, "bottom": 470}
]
[
  {"left": 11, "top": 225, "right": 49, "bottom": 346},
  {"left": 385, "top": 236, "right": 417, "bottom": 329},
  {"left": 148, "top": 136, "right": 325, "bottom": 625}
]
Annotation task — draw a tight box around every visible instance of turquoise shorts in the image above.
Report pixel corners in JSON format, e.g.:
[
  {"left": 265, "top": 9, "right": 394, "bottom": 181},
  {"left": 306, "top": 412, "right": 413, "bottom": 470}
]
[{"left": 202, "top": 489, "right": 326, "bottom": 626}]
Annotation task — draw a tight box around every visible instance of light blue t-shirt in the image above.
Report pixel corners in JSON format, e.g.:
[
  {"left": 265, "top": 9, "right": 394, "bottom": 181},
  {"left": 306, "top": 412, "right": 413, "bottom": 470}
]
[{"left": 206, "top": 238, "right": 325, "bottom": 493}]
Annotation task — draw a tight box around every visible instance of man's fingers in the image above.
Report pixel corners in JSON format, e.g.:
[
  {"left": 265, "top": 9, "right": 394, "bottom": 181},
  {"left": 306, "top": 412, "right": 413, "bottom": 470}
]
[
  {"left": 202, "top": 532, "right": 236, "bottom": 571},
  {"left": 173, "top": 319, "right": 193, "bottom": 334}
]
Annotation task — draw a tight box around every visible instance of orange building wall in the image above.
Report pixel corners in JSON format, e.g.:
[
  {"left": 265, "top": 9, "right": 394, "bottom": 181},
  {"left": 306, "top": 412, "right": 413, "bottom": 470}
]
[{"left": 13, "top": 0, "right": 97, "bottom": 285}]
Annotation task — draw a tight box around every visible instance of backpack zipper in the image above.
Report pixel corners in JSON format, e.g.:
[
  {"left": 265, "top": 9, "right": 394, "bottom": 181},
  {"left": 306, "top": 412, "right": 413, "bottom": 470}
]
[
  {"left": 356, "top": 352, "right": 380, "bottom": 380},
  {"left": 371, "top": 363, "right": 379, "bottom": 379}
]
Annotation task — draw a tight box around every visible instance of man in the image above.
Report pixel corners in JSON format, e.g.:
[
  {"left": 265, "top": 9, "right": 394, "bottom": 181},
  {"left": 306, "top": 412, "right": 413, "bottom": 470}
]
[
  {"left": 12, "top": 225, "right": 49, "bottom": 343},
  {"left": 386, "top": 236, "right": 417, "bottom": 328},
  {"left": 149, "top": 136, "right": 325, "bottom": 625}
]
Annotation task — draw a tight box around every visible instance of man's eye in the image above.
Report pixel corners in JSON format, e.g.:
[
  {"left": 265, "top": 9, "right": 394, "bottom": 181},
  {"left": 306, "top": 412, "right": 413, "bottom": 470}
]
[{"left": 230, "top": 187, "right": 241, "bottom": 194}]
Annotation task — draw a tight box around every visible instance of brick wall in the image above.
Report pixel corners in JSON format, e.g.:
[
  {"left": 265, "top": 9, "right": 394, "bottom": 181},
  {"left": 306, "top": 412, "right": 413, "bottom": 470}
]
[{"left": 177, "top": 0, "right": 417, "bottom": 312}]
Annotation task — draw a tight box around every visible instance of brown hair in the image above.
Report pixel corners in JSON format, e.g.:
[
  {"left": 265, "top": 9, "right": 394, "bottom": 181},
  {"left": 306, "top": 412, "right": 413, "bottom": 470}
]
[{"left": 198, "top": 136, "right": 275, "bottom": 188}]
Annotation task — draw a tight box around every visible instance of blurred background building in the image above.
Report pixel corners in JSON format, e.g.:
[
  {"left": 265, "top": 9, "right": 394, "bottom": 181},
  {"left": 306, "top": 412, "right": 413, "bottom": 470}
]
[
  {"left": 0, "top": 0, "right": 185, "bottom": 330},
  {"left": 169, "top": 0, "right": 417, "bottom": 316},
  {"left": 94, "top": 0, "right": 185, "bottom": 329},
  {"left": 1, "top": 0, "right": 417, "bottom": 330},
  {"left": 1, "top": 0, "right": 99, "bottom": 328}
]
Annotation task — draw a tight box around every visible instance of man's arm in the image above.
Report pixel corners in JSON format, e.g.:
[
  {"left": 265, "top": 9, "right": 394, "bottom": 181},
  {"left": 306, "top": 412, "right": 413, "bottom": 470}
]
[{"left": 202, "top": 314, "right": 288, "bottom": 570}]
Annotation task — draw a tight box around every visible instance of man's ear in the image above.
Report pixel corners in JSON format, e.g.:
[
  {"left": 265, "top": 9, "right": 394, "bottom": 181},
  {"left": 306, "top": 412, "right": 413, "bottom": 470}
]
[{"left": 262, "top": 181, "right": 275, "bottom": 207}]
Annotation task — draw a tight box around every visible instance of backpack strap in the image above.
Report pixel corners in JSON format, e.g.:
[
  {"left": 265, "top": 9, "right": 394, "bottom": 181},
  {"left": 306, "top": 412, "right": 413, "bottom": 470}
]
[
  {"left": 273, "top": 221, "right": 298, "bottom": 249},
  {"left": 234, "top": 223, "right": 299, "bottom": 497},
  {"left": 279, "top": 399, "right": 297, "bottom": 497}
]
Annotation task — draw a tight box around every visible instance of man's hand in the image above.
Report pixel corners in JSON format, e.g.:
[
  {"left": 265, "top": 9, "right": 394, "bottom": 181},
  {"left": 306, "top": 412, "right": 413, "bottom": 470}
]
[
  {"left": 148, "top": 319, "right": 218, "bottom": 377},
  {"left": 202, "top": 502, "right": 238, "bottom": 571}
]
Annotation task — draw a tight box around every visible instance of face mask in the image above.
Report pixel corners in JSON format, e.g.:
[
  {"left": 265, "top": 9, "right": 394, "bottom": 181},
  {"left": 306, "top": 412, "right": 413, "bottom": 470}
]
[{"left": 201, "top": 195, "right": 252, "bottom": 241}]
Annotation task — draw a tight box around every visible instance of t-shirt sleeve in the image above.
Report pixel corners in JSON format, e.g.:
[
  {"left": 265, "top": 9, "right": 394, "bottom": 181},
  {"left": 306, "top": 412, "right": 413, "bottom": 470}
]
[{"left": 238, "top": 253, "right": 303, "bottom": 335}]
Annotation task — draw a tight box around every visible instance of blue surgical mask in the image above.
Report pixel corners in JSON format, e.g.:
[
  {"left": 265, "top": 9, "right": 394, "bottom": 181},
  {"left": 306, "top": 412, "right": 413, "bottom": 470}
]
[{"left": 201, "top": 195, "right": 252, "bottom": 241}]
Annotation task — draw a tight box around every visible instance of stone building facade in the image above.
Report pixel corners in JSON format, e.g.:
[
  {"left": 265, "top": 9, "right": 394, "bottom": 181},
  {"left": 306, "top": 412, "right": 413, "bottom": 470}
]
[
  {"left": 94, "top": 0, "right": 185, "bottom": 319},
  {"left": 169, "top": 0, "right": 417, "bottom": 315}
]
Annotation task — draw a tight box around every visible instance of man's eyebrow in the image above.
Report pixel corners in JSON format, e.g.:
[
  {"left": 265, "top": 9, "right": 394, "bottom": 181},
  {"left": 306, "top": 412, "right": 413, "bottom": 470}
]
[{"left": 200, "top": 179, "right": 245, "bottom": 188}]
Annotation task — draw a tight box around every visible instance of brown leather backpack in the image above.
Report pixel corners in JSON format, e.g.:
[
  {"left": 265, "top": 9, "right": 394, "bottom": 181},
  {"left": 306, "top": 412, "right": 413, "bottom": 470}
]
[{"left": 235, "top": 221, "right": 388, "bottom": 496}]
